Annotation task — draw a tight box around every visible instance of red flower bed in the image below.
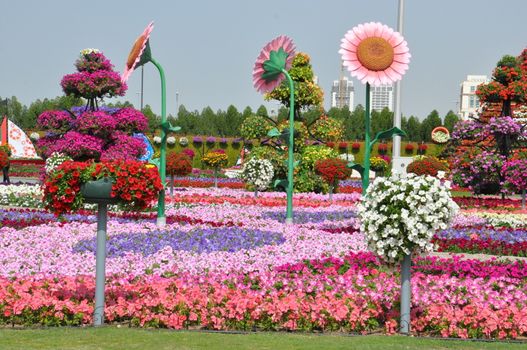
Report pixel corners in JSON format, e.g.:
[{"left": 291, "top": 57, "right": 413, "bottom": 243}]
[
  {"left": 433, "top": 237, "right": 527, "bottom": 257},
  {"left": 172, "top": 179, "right": 246, "bottom": 189},
  {"left": 169, "top": 194, "right": 357, "bottom": 208},
  {"left": 454, "top": 197, "right": 522, "bottom": 209}
]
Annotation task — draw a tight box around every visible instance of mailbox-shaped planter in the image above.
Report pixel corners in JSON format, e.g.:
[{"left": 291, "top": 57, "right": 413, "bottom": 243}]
[{"left": 81, "top": 178, "right": 119, "bottom": 205}]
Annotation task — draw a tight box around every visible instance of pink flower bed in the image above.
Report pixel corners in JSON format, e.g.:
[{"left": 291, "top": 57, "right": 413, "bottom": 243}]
[{"left": 1, "top": 252, "right": 526, "bottom": 339}]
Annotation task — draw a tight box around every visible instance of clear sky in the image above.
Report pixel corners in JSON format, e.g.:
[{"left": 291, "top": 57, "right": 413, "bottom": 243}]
[{"left": 1, "top": 0, "right": 526, "bottom": 120}]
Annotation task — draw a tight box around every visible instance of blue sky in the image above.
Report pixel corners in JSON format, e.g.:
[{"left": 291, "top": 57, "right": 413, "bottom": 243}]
[{"left": 1, "top": 0, "right": 526, "bottom": 119}]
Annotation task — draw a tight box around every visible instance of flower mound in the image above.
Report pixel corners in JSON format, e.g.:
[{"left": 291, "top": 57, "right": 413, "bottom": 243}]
[
  {"left": 339, "top": 22, "right": 410, "bottom": 86},
  {"left": 73, "top": 227, "right": 285, "bottom": 257},
  {"left": 252, "top": 35, "right": 296, "bottom": 93},
  {"left": 358, "top": 174, "right": 458, "bottom": 262}
]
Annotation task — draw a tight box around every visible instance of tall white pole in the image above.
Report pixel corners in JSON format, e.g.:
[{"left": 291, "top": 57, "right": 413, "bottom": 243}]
[{"left": 392, "top": 0, "right": 404, "bottom": 158}]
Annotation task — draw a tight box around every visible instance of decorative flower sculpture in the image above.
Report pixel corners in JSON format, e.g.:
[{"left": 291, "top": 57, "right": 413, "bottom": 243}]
[
  {"left": 339, "top": 22, "right": 410, "bottom": 86},
  {"left": 252, "top": 35, "right": 297, "bottom": 223},
  {"left": 121, "top": 21, "right": 180, "bottom": 226},
  {"left": 121, "top": 22, "right": 154, "bottom": 83},
  {"left": 339, "top": 23, "right": 409, "bottom": 194},
  {"left": 252, "top": 35, "right": 296, "bottom": 93}
]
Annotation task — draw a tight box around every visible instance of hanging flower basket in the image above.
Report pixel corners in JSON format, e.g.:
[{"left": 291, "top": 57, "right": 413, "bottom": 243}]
[{"left": 431, "top": 127, "right": 450, "bottom": 144}]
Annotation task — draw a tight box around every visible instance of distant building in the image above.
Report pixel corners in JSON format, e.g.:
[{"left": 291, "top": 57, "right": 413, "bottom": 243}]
[
  {"left": 459, "top": 75, "right": 490, "bottom": 119},
  {"left": 330, "top": 76, "right": 354, "bottom": 111},
  {"left": 370, "top": 84, "right": 394, "bottom": 112}
]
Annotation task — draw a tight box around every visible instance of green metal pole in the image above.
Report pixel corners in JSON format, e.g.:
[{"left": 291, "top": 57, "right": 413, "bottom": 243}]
[
  {"left": 282, "top": 69, "right": 295, "bottom": 224},
  {"left": 150, "top": 58, "right": 167, "bottom": 226},
  {"left": 363, "top": 83, "right": 371, "bottom": 195}
]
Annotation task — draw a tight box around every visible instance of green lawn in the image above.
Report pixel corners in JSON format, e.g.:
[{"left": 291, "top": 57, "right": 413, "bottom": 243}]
[{"left": 1, "top": 328, "right": 526, "bottom": 350}]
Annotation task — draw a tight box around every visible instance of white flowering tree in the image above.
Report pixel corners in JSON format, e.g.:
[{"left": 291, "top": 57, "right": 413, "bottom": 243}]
[
  {"left": 358, "top": 173, "right": 458, "bottom": 332},
  {"left": 241, "top": 158, "right": 274, "bottom": 197}
]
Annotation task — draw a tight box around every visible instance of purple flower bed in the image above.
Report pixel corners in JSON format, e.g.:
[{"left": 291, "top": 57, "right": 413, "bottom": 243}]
[
  {"left": 262, "top": 209, "right": 357, "bottom": 224},
  {"left": 435, "top": 227, "right": 527, "bottom": 244},
  {"left": 73, "top": 227, "right": 285, "bottom": 257}
]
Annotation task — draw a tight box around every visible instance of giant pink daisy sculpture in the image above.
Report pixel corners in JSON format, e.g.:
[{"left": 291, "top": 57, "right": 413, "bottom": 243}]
[
  {"left": 339, "top": 22, "right": 410, "bottom": 86},
  {"left": 252, "top": 35, "right": 296, "bottom": 93},
  {"left": 121, "top": 21, "right": 154, "bottom": 83}
]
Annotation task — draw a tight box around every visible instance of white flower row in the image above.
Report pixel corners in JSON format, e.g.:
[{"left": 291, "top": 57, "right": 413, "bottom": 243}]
[
  {"left": 241, "top": 158, "right": 274, "bottom": 191},
  {"left": 0, "top": 184, "right": 44, "bottom": 208},
  {"left": 358, "top": 173, "right": 458, "bottom": 262}
]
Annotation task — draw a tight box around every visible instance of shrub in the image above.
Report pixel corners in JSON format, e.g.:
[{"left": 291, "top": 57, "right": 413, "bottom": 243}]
[{"left": 407, "top": 156, "right": 449, "bottom": 177}]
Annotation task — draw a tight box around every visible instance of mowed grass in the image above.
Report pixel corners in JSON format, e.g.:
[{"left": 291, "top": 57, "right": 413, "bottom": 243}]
[{"left": 1, "top": 328, "right": 526, "bottom": 350}]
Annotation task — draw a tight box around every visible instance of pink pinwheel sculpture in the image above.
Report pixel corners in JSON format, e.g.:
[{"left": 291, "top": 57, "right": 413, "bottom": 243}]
[{"left": 339, "top": 22, "right": 410, "bottom": 86}]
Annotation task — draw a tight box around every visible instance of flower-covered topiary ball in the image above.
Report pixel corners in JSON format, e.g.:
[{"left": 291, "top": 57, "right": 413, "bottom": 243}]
[{"left": 358, "top": 174, "right": 458, "bottom": 262}]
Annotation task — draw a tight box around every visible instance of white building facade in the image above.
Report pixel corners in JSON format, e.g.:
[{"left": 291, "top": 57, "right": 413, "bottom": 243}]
[
  {"left": 370, "top": 84, "right": 394, "bottom": 112},
  {"left": 330, "top": 76, "right": 354, "bottom": 111},
  {"left": 459, "top": 75, "right": 490, "bottom": 119}
]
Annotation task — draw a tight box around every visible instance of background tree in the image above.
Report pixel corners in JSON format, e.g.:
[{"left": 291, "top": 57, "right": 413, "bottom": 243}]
[
  {"left": 405, "top": 116, "right": 422, "bottom": 142},
  {"left": 421, "top": 110, "right": 442, "bottom": 142},
  {"left": 443, "top": 110, "right": 460, "bottom": 133}
]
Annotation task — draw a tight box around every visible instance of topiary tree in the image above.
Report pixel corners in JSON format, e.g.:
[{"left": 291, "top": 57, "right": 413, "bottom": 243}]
[
  {"left": 36, "top": 49, "right": 148, "bottom": 162},
  {"left": 315, "top": 157, "right": 351, "bottom": 201},
  {"left": 264, "top": 52, "right": 323, "bottom": 118},
  {"left": 502, "top": 158, "right": 527, "bottom": 208},
  {"left": 166, "top": 151, "right": 193, "bottom": 195}
]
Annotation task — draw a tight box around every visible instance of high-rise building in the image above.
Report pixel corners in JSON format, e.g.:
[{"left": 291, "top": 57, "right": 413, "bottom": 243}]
[
  {"left": 330, "top": 76, "right": 354, "bottom": 111},
  {"left": 459, "top": 75, "right": 489, "bottom": 119},
  {"left": 370, "top": 84, "right": 394, "bottom": 112}
]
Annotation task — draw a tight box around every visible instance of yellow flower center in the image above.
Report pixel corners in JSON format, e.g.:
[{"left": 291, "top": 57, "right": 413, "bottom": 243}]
[
  {"left": 356, "top": 37, "right": 394, "bottom": 71},
  {"left": 126, "top": 35, "right": 146, "bottom": 70}
]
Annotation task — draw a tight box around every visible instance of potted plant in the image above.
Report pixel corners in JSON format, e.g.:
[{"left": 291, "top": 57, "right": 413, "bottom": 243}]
[
  {"left": 417, "top": 143, "right": 428, "bottom": 155},
  {"left": 377, "top": 143, "right": 388, "bottom": 155},
  {"left": 369, "top": 156, "right": 389, "bottom": 177},
  {"left": 404, "top": 143, "right": 415, "bottom": 154},
  {"left": 351, "top": 142, "right": 361, "bottom": 152},
  {"left": 43, "top": 160, "right": 163, "bottom": 215}
]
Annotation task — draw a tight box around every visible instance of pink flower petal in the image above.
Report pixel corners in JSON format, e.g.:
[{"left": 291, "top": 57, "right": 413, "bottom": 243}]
[
  {"left": 252, "top": 35, "right": 295, "bottom": 93},
  {"left": 340, "top": 22, "right": 410, "bottom": 85}
]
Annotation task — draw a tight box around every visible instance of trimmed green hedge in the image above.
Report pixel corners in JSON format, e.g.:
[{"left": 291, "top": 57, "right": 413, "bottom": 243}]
[{"left": 149, "top": 135, "right": 444, "bottom": 170}]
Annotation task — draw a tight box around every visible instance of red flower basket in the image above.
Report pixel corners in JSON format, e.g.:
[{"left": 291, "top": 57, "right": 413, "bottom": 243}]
[
  {"left": 404, "top": 143, "right": 415, "bottom": 153},
  {"left": 351, "top": 142, "right": 361, "bottom": 151},
  {"left": 377, "top": 143, "right": 388, "bottom": 154},
  {"left": 338, "top": 142, "right": 348, "bottom": 150}
]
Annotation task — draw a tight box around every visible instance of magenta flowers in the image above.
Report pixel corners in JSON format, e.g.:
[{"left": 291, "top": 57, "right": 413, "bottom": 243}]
[
  {"left": 252, "top": 35, "right": 296, "bottom": 93},
  {"left": 339, "top": 22, "right": 410, "bottom": 86}
]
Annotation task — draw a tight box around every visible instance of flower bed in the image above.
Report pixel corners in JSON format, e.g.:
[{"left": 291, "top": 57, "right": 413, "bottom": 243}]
[
  {"left": 1, "top": 252, "right": 527, "bottom": 339},
  {"left": 1, "top": 182, "right": 527, "bottom": 338}
]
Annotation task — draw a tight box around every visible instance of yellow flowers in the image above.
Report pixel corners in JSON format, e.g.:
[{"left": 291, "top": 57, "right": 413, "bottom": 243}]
[{"left": 202, "top": 150, "right": 228, "bottom": 169}]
